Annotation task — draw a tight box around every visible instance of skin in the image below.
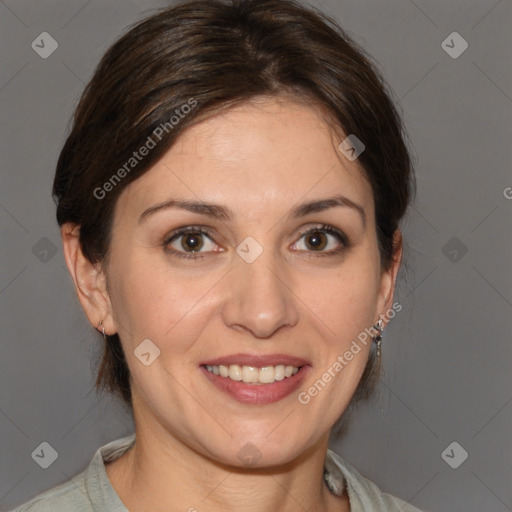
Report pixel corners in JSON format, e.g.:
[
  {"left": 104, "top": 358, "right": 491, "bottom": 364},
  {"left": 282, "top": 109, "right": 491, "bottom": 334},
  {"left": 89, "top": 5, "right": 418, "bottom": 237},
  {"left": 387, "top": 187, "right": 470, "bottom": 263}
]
[{"left": 62, "top": 96, "right": 402, "bottom": 512}]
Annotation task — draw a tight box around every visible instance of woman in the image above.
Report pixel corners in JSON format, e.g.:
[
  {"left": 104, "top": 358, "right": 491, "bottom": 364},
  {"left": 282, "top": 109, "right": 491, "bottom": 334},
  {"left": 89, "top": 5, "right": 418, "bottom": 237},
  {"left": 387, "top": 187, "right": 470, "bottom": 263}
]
[{"left": 12, "top": 0, "right": 422, "bottom": 510}]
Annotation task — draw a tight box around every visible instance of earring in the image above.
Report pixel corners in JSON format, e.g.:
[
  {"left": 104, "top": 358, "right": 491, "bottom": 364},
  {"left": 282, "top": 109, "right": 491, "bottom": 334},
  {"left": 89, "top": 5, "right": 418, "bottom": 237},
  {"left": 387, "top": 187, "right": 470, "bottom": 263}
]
[
  {"left": 372, "top": 318, "right": 385, "bottom": 417},
  {"left": 372, "top": 318, "right": 384, "bottom": 359},
  {"left": 98, "top": 320, "right": 107, "bottom": 340}
]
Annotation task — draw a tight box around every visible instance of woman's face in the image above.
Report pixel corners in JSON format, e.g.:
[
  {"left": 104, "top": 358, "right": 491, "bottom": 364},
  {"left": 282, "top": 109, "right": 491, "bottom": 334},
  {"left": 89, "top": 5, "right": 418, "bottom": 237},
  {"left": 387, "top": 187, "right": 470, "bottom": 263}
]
[{"left": 103, "top": 96, "right": 398, "bottom": 466}]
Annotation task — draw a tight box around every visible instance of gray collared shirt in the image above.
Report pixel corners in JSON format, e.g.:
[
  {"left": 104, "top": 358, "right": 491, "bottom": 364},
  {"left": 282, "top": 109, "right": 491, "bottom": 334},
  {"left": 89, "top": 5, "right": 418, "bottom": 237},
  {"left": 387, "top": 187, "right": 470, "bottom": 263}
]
[{"left": 10, "top": 434, "right": 424, "bottom": 511}]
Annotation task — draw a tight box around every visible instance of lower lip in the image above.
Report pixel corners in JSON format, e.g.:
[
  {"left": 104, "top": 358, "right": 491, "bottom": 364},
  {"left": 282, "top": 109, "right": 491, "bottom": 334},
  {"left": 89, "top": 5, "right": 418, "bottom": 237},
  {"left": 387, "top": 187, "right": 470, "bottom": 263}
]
[{"left": 200, "top": 366, "right": 311, "bottom": 405}]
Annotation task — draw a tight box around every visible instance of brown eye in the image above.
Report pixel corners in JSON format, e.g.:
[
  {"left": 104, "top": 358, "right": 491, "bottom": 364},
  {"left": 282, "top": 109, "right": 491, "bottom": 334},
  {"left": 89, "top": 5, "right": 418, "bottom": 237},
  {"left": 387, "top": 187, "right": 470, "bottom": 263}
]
[
  {"left": 292, "top": 224, "right": 349, "bottom": 255},
  {"left": 304, "top": 231, "right": 328, "bottom": 251},
  {"left": 164, "top": 226, "right": 220, "bottom": 259},
  {"left": 180, "top": 232, "right": 204, "bottom": 252}
]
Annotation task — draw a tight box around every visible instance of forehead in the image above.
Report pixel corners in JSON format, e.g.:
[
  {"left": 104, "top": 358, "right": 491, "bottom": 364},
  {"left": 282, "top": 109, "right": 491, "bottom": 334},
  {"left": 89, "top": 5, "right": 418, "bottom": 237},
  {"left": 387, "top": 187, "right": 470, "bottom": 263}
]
[{"left": 117, "top": 96, "right": 374, "bottom": 222}]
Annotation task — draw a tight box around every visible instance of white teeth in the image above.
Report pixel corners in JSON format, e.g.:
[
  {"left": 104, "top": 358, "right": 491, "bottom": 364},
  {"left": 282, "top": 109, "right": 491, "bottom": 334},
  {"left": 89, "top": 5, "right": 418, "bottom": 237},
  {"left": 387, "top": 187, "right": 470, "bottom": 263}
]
[
  {"left": 228, "top": 364, "right": 243, "bottom": 381},
  {"left": 205, "top": 364, "right": 301, "bottom": 384},
  {"left": 259, "top": 366, "right": 275, "bottom": 384},
  {"left": 242, "top": 366, "right": 259, "bottom": 383},
  {"left": 274, "top": 364, "right": 285, "bottom": 381}
]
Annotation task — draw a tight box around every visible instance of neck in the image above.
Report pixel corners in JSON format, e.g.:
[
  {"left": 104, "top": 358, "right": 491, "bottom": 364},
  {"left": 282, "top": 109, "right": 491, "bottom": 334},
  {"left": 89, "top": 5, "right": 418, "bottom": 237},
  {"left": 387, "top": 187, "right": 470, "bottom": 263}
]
[{"left": 105, "top": 418, "right": 348, "bottom": 512}]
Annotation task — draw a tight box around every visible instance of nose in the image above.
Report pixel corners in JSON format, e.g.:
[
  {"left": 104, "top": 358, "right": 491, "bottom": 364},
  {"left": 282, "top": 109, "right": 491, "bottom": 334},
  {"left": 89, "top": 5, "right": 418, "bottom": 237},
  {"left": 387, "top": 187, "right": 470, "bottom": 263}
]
[{"left": 221, "top": 248, "right": 299, "bottom": 338}]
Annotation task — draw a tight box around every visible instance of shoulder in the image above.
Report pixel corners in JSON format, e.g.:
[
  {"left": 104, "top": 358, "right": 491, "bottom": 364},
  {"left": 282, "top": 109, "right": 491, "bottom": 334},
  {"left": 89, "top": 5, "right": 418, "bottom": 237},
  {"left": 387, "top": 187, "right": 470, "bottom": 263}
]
[
  {"left": 326, "top": 448, "right": 425, "bottom": 512},
  {"left": 9, "top": 435, "right": 135, "bottom": 512},
  {"left": 8, "top": 473, "right": 91, "bottom": 512}
]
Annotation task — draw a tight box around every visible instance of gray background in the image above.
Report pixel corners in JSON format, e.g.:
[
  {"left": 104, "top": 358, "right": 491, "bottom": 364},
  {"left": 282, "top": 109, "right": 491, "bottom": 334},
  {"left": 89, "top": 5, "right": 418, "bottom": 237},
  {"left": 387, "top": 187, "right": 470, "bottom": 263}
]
[{"left": 0, "top": 1, "right": 511, "bottom": 511}]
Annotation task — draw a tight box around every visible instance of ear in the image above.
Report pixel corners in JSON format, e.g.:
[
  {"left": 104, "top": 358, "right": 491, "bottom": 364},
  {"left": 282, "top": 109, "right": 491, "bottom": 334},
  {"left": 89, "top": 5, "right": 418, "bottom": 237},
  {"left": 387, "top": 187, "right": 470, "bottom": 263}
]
[
  {"left": 61, "top": 223, "right": 117, "bottom": 335},
  {"left": 375, "top": 229, "right": 403, "bottom": 327}
]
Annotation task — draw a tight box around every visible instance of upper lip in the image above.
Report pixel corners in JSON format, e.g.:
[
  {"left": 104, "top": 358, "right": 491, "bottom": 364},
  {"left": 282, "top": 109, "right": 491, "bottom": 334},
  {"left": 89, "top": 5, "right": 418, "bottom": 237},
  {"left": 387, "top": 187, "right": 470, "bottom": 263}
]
[{"left": 200, "top": 353, "right": 310, "bottom": 368}]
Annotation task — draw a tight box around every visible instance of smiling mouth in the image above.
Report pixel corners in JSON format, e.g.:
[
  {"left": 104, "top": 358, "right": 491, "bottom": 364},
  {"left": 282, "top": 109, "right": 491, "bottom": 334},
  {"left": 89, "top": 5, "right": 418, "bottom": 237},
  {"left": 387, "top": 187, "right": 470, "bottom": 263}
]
[{"left": 202, "top": 364, "right": 301, "bottom": 385}]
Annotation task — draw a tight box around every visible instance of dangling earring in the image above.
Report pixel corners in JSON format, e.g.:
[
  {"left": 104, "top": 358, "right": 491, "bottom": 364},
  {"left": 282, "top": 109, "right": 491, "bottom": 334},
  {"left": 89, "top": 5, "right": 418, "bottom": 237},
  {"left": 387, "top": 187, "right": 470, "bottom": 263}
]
[
  {"left": 98, "top": 320, "right": 107, "bottom": 340},
  {"left": 372, "top": 318, "right": 385, "bottom": 417},
  {"left": 372, "top": 318, "right": 384, "bottom": 359}
]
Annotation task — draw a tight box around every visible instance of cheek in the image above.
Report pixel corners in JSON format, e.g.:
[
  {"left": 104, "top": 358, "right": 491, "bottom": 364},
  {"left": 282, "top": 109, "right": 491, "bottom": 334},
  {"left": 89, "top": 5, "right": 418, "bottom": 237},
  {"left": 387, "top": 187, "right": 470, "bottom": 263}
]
[
  {"left": 108, "top": 252, "right": 218, "bottom": 353},
  {"left": 305, "top": 253, "right": 381, "bottom": 342}
]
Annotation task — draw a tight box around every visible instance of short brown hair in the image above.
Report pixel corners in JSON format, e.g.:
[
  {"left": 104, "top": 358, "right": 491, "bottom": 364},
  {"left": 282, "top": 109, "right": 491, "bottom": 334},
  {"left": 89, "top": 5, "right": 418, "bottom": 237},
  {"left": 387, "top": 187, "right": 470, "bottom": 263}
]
[{"left": 53, "top": 0, "right": 414, "bottom": 419}]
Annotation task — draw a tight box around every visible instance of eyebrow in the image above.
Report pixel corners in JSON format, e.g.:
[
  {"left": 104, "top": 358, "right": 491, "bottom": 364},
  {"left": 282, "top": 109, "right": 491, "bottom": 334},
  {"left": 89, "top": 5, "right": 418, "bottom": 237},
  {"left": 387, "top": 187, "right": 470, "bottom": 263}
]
[{"left": 138, "top": 194, "right": 366, "bottom": 226}]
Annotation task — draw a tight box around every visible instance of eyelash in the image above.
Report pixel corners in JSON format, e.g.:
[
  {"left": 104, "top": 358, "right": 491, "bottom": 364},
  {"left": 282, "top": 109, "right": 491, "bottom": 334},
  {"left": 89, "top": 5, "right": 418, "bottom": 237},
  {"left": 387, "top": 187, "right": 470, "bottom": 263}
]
[{"left": 163, "top": 224, "right": 349, "bottom": 260}]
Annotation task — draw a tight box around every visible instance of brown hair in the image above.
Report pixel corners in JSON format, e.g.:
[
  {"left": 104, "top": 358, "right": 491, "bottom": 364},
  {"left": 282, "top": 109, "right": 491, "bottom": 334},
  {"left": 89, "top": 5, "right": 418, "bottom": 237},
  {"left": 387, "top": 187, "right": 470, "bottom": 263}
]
[{"left": 53, "top": 0, "right": 414, "bottom": 424}]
